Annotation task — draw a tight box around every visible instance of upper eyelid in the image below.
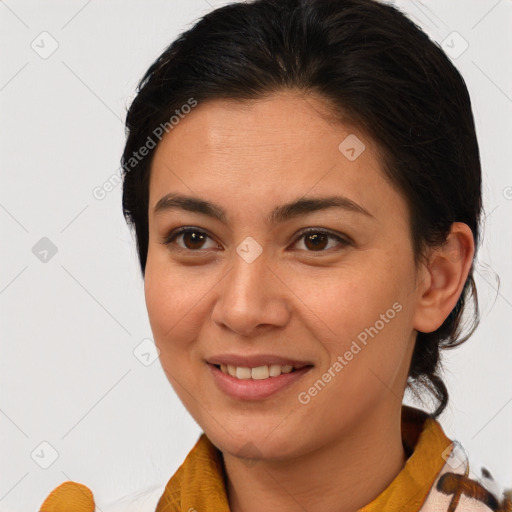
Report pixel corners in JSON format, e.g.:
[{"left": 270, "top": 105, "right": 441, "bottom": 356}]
[{"left": 162, "top": 226, "right": 216, "bottom": 245}]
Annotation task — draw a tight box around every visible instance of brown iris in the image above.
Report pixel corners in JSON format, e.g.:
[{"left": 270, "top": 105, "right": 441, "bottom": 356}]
[
  {"left": 304, "top": 232, "right": 329, "bottom": 251},
  {"left": 182, "top": 231, "right": 207, "bottom": 250}
]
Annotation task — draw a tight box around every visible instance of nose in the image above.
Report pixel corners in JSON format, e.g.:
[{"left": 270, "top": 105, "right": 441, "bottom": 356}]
[{"left": 210, "top": 247, "right": 291, "bottom": 337}]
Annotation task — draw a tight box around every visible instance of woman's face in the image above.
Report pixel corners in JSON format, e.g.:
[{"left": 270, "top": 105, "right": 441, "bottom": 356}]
[{"left": 145, "top": 92, "right": 423, "bottom": 459}]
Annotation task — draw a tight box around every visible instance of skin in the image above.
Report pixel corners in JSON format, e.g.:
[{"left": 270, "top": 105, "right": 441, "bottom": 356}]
[{"left": 144, "top": 91, "right": 475, "bottom": 512}]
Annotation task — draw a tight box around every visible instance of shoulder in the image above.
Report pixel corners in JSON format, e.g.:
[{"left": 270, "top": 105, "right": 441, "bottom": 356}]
[
  {"left": 40, "top": 480, "right": 167, "bottom": 512},
  {"left": 39, "top": 435, "right": 210, "bottom": 512},
  {"left": 420, "top": 440, "right": 511, "bottom": 512},
  {"left": 101, "top": 482, "right": 168, "bottom": 511}
]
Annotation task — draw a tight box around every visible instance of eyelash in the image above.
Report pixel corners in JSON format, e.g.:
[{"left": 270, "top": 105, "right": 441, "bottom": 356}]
[{"left": 160, "top": 226, "right": 351, "bottom": 254}]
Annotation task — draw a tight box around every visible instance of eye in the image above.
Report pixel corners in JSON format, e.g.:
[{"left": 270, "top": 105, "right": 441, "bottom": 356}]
[
  {"left": 161, "top": 227, "right": 218, "bottom": 252},
  {"left": 292, "top": 228, "right": 351, "bottom": 252},
  {"left": 161, "top": 226, "right": 351, "bottom": 253}
]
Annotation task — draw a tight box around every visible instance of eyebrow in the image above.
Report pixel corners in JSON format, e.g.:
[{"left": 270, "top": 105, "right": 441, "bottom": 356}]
[{"left": 153, "top": 193, "right": 374, "bottom": 224}]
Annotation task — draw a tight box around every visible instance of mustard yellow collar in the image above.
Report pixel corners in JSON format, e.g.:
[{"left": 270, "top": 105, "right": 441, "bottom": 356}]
[{"left": 156, "top": 405, "right": 451, "bottom": 512}]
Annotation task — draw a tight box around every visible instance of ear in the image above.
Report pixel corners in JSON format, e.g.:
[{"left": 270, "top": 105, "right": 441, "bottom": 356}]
[{"left": 412, "top": 222, "right": 475, "bottom": 333}]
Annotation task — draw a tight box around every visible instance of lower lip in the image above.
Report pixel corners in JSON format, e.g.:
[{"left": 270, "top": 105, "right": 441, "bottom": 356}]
[{"left": 208, "top": 363, "right": 313, "bottom": 400}]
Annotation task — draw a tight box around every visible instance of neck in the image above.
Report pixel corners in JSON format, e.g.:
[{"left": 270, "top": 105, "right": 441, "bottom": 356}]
[{"left": 223, "top": 403, "right": 407, "bottom": 512}]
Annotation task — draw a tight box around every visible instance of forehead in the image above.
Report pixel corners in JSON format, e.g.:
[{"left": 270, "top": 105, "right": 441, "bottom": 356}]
[
  {"left": 148, "top": 92, "right": 406, "bottom": 226},
  {"left": 153, "top": 92, "right": 357, "bottom": 164}
]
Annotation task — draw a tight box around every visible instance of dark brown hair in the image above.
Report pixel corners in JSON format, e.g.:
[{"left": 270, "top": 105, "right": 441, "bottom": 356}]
[{"left": 121, "top": 0, "right": 482, "bottom": 417}]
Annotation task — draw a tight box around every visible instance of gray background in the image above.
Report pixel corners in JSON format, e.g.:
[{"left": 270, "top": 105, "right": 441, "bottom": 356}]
[{"left": 0, "top": 0, "right": 511, "bottom": 510}]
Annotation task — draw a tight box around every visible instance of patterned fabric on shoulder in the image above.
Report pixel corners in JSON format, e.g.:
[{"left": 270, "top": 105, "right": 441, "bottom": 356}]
[{"left": 420, "top": 440, "right": 511, "bottom": 512}]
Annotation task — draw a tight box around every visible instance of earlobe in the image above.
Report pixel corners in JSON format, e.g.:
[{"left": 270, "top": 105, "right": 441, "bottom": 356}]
[{"left": 412, "top": 223, "right": 475, "bottom": 334}]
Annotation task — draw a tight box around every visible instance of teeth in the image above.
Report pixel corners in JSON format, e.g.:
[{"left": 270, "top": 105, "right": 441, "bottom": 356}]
[
  {"left": 236, "top": 367, "right": 252, "bottom": 379},
  {"left": 251, "top": 365, "right": 269, "bottom": 380},
  {"left": 218, "top": 364, "right": 297, "bottom": 379},
  {"left": 269, "top": 364, "right": 282, "bottom": 377}
]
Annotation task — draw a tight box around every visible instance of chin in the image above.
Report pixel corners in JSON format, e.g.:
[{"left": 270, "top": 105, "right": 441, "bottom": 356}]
[{"left": 203, "top": 419, "right": 300, "bottom": 462}]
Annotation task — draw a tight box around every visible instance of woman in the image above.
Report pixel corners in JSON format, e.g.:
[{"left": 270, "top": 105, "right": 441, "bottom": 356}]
[{"left": 40, "top": 0, "right": 509, "bottom": 510}]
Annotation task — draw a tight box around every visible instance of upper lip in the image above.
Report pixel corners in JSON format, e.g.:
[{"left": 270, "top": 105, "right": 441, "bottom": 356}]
[{"left": 206, "top": 354, "right": 313, "bottom": 369}]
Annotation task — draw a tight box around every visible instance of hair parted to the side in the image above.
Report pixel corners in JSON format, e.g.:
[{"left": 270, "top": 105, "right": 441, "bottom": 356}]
[{"left": 121, "top": 0, "right": 482, "bottom": 418}]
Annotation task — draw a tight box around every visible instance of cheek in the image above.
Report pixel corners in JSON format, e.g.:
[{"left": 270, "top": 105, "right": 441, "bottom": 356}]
[
  {"left": 308, "top": 262, "right": 407, "bottom": 337},
  {"left": 144, "top": 263, "right": 210, "bottom": 411},
  {"left": 308, "top": 259, "right": 415, "bottom": 383},
  {"left": 144, "top": 258, "right": 201, "bottom": 352}
]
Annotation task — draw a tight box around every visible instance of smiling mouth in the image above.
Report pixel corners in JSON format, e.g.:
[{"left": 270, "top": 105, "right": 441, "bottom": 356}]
[{"left": 212, "top": 363, "right": 311, "bottom": 380}]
